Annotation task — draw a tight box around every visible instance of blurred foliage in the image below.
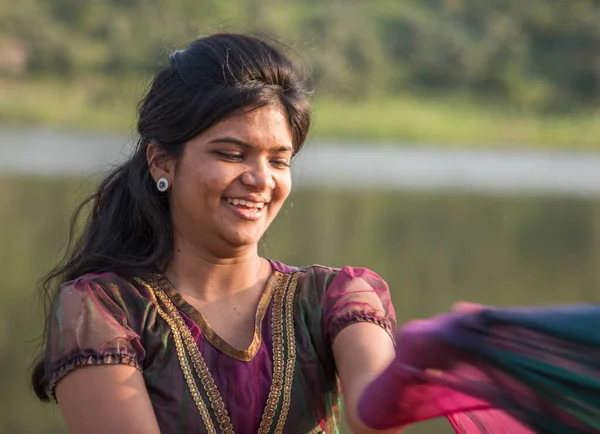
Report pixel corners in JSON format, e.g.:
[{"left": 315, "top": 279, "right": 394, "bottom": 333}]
[
  {"left": 3, "top": 175, "right": 600, "bottom": 433},
  {"left": 3, "top": 77, "right": 600, "bottom": 148},
  {"left": 1, "top": 0, "right": 600, "bottom": 110}
]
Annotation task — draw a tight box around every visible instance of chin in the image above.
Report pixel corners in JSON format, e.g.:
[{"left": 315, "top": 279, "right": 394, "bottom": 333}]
[{"left": 224, "top": 231, "right": 263, "bottom": 249}]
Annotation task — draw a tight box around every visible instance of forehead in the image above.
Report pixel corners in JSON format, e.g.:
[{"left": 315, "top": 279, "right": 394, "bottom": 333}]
[{"left": 202, "top": 105, "right": 293, "bottom": 148}]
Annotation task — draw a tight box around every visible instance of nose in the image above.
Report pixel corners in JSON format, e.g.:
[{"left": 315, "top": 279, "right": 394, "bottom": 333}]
[{"left": 240, "top": 159, "right": 275, "bottom": 190}]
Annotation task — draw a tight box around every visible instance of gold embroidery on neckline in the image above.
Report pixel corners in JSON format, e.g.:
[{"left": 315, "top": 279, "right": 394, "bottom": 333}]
[
  {"left": 157, "top": 271, "right": 280, "bottom": 362},
  {"left": 135, "top": 271, "right": 299, "bottom": 434}
]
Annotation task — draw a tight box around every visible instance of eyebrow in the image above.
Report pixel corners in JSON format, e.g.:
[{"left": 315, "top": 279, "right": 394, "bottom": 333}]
[{"left": 208, "top": 137, "right": 294, "bottom": 153}]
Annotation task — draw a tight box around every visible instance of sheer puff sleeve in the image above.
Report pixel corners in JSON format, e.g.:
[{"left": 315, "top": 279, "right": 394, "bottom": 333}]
[
  {"left": 45, "top": 272, "right": 148, "bottom": 400},
  {"left": 322, "top": 266, "right": 396, "bottom": 346}
]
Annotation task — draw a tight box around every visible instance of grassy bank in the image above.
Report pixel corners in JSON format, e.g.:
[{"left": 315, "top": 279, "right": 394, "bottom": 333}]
[{"left": 2, "top": 76, "right": 600, "bottom": 149}]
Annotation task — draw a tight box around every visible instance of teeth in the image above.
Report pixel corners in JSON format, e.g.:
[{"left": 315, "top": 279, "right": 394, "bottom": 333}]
[{"left": 226, "top": 198, "right": 265, "bottom": 209}]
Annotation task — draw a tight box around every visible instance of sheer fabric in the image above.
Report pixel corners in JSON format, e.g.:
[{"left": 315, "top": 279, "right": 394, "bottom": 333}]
[
  {"left": 359, "top": 305, "right": 600, "bottom": 433},
  {"left": 45, "top": 260, "right": 396, "bottom": 433}
]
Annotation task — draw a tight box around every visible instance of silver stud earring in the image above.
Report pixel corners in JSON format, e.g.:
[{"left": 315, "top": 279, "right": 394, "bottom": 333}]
[{"left": 156, "top": 177, "right": 169, "bottom": 192}]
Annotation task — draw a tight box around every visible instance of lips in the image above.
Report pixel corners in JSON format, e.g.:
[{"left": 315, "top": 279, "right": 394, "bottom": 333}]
[
  {"left": 225, "top": 197, "right": 265, "bottom": 209},
  {"left": 223, "top": 197, "right": 269, "bottom": 221}
]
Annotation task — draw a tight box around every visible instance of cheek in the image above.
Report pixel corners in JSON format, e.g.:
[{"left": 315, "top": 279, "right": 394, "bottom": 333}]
[
  {"left": 178, "top": 165, "right": 230, "bottom": 199},
  {"left": 274, "top": 175, "right": 292, "bottom": 204}
]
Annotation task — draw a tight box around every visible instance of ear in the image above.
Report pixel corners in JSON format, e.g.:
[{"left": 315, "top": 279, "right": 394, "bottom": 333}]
[{"left": 147, "top": 142, "right": 175, "bottom": 183}]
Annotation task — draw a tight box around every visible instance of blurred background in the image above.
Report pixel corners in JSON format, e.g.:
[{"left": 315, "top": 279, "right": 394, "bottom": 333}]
[{"left": 2, "top": 0, "right": 600, "bottom": 433}]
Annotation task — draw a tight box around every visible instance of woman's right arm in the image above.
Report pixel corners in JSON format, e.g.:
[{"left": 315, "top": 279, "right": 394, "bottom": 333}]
[{"left": 56, "top": 365, "right": 161, "bottom": 434}]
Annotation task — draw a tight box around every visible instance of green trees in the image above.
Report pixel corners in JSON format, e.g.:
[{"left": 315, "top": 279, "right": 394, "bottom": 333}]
[{"left": 2, "top": 0, "right": 600, "bottom": 109}]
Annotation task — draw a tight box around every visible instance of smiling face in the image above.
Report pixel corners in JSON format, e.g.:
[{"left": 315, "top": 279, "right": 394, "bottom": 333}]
[{"left": 150, "top": 104, "right": 294, "bottom": 258}]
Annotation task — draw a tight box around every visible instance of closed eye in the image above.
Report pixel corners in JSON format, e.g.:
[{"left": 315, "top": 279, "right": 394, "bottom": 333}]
[
  {"left": 215, "top": 151, "right": 243, "bottom": 161},
  {"left": 271, "top": 160, "right": 290, "bottom": 168}
]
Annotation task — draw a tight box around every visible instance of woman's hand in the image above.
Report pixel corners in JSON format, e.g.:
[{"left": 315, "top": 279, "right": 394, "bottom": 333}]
[
  {"left": 452, "top": 301, "right": 485, "bottom": 313},
  {"left": 357, "top": 302, "right": 487, "bottom": 431}
]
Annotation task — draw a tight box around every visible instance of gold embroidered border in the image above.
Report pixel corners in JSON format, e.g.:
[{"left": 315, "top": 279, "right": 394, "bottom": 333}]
[
  {"left": 135, "top": 277, "right": 218, "bottom": 434},
  {"left": 257, "top": 272, "right": 289, "bottom": 433},
  {"left": 154, "top": 287, "right": 234, "bottom": 433},
  {"left": 274, "top": 272, "right": 299, "bottom": 432},
  {"left": 136, "top": 272, "right": 300, "bottom": 434},
  {"left": 158, "top": 272, "right": 280, "bottom": 361}
]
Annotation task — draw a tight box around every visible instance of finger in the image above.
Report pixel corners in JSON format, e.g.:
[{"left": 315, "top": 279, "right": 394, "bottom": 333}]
[{"left": 452, "top": 301, "right": 485, "bottom": 313}]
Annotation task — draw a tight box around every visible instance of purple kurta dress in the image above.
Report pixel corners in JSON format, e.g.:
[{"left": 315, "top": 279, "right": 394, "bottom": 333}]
[{"left": 45, "top": 260, "right": 396, "bottom": 433}]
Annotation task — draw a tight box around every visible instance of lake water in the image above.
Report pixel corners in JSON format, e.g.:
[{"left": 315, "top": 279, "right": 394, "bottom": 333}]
[
  {"left": 2, "top": 127, "right": 600, "bottom": 197},
  {"left": 3, "top": 127, "right": 600, "bottom": 434}
]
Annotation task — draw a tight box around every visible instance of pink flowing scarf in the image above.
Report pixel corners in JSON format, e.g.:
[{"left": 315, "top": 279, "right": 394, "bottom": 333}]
[{"left": 358, "top": 305, "right": 600, "bottom": 433}]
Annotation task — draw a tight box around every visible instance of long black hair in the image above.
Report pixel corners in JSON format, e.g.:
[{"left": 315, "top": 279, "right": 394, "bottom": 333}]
[{"left": 31, "top": 33, "right": 312, "bottom": 401}]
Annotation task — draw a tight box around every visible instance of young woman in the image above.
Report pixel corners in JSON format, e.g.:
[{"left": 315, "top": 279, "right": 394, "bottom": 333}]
[
  {"left": 31, "top": 33, "right": 398, "bottom": 434},
  {"left": 32, "top": 32, "right": 600, "bottom": 434}
]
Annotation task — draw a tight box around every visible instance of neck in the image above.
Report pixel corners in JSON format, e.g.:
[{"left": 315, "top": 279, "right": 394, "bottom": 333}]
[{"left": 164, "top": 236, "right": 268, "bottom": 303}]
